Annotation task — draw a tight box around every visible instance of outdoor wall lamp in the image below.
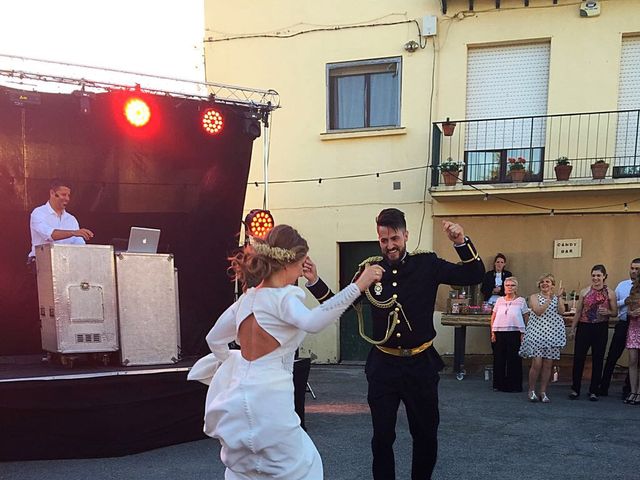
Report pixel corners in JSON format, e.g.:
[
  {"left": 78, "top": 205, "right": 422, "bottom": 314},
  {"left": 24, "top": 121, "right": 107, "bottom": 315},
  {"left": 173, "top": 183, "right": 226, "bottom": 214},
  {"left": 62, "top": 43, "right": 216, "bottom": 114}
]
[{"left": 403, "top": 40, "right": 419, "bottom": 53}]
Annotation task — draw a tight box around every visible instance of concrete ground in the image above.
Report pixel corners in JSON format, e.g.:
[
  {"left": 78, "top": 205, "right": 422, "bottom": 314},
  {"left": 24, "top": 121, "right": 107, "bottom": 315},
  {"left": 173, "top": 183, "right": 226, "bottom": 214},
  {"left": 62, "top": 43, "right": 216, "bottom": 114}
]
[{"left": 2, "top": 364, "right": 639, "bottom": 480}]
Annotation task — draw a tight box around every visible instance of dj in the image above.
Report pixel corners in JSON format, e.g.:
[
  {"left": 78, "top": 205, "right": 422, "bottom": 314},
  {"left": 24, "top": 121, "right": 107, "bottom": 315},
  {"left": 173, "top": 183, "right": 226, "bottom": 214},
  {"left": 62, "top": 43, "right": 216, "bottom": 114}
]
[{"left": 27, "top": 178, "right": 94, "bottom": 265}]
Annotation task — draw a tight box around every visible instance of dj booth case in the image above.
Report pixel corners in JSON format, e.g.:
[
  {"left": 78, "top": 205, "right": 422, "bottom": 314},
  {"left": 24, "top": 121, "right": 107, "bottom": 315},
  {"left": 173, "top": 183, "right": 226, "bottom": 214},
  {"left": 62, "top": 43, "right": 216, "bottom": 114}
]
[{"left": 35, "top": 243, "right": 180, "bottom": 367}]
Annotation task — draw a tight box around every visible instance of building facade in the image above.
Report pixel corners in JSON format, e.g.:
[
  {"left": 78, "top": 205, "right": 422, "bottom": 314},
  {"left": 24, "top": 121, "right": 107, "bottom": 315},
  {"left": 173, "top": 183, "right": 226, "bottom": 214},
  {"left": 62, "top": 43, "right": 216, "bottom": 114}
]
[{"left": 204, "top": 0, "right": 640, "bottom": 363}]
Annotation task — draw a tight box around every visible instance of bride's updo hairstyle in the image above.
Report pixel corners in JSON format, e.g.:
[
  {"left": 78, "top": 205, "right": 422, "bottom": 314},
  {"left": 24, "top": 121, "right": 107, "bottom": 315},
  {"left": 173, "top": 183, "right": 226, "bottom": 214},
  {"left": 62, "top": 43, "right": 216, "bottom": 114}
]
[{"left": 229, "top": 224, "right": 309, "bottom": 289}]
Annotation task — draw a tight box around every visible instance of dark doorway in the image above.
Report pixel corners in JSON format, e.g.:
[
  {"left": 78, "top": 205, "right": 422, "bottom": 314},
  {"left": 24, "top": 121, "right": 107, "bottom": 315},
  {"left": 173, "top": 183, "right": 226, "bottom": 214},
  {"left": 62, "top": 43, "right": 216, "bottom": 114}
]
[{"left": 338, "top": 241, "right": 379, "bottom": 362}]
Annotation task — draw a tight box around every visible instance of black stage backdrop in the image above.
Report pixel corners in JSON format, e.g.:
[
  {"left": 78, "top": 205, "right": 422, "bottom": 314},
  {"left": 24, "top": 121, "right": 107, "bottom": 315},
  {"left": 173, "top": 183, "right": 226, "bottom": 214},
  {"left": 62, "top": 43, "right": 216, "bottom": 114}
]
[{"left": 0, "top": 86, "right": 255, "bottom": 356}]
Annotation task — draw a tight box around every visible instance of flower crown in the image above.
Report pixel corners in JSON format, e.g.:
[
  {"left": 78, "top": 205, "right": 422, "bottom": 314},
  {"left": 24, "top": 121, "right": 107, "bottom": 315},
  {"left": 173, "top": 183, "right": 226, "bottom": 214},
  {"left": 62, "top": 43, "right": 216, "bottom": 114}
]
[{"left": 252, "top": 242, "right": 297, "bottom": 263}]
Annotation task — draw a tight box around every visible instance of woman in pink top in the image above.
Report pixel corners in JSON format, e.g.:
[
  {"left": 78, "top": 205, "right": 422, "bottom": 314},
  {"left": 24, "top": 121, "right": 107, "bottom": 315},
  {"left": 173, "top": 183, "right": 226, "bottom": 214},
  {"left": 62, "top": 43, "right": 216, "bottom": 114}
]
[
  {"left": 624, "top": 277, "right": 640, "bottom": 404},
  {"left": 490, "top": 277, "right": 529, "bottom": 392},
  {"left": 569, "top": 265, "right": 617, "bottom": 401}
]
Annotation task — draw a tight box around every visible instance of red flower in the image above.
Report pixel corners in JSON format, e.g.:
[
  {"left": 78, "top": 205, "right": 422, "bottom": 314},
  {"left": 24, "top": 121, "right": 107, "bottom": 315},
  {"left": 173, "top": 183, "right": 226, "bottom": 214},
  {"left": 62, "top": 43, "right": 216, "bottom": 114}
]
[{"left": 508, "top": 156, "right": 526, "bottom": 171}]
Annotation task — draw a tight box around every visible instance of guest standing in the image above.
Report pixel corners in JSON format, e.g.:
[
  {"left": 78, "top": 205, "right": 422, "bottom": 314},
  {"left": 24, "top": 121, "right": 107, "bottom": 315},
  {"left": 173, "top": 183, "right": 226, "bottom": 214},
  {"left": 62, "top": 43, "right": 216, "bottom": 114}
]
[
  {"left": 481, "top": 253, "right": 513, "bottom": 304},
  {"left": 599, "top": 258, "right": 639, "bottom": 397},
  {"left": 569, "top": 265, "right": 617, "bottom": 401},
  {"left": 490, "top": 277, "right": 529, "bottom": 392},
  {"left": 519, "top": 274, "right": 566, "bottom": 402},
  {"left": 623, "top": 276, "right": 640, "bottom": 405}
]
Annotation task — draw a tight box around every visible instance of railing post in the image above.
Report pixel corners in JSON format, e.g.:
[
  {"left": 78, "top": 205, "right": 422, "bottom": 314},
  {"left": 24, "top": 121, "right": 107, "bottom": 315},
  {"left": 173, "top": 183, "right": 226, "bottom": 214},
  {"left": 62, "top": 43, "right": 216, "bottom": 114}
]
[{"left": 432, "top": 123, "right": 442, "bottom": 187}]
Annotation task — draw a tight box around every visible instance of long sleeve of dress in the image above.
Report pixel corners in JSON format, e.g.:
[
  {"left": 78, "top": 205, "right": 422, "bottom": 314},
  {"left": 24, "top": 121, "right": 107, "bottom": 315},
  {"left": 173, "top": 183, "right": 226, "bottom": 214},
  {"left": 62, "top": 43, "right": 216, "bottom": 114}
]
[
  {"left": 280, "top": 283, "right": 361, "bottom": 333},
  {"left": 205, "top": 301, "right": 240, "bottom": 361},
  {"left": 187, "top": 300, "right": 239, "bottom": 385}
]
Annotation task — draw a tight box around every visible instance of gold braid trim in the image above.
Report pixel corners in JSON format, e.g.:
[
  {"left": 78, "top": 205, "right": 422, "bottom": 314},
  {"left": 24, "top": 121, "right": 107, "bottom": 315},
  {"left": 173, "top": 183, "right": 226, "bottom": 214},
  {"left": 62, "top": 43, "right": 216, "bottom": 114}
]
[
  {"left": 355, "top": 303, "right": 398, "bottom": 345},
  {"left": 409, "top": 249, "right": 433, "bottom": 256},
  {"left": 316, "top": 287, "right": 331, "bottom": 302},
  {"left": 457, "top": 241, "right": 480, "bottom": 263},
  {"left": 358, "top": 256, "right": 383, "bottom": 268},
  {"left": 252, "top": 243, "right": 296, "bottom": 262},
  {"left": 352, "top": 258, "right": 413, "bottom": 345}
]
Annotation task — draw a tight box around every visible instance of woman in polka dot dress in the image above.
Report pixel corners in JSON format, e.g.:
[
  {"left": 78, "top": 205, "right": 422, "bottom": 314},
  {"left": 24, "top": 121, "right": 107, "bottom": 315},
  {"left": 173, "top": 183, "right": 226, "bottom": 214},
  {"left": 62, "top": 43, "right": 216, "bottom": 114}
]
[{"left": 519, "top": 273, "right": 567, "bottom": 403}]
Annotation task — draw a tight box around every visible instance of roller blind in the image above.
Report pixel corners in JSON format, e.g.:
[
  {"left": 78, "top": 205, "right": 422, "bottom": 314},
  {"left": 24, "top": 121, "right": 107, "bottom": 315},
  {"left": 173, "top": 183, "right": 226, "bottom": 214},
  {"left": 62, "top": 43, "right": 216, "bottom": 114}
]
[
  {"left": 465, "top": 43, "right": 550, "bottom": 151},
  {"left": 616, "top": 37, "right": 640, "bottom": 167}
]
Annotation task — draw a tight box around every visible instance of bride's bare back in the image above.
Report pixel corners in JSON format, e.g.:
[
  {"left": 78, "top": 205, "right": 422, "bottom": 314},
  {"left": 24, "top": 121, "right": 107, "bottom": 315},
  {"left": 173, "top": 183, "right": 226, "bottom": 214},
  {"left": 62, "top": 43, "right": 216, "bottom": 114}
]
[{"left": 237, "top": 314, "right": 280, "bottom": 361}]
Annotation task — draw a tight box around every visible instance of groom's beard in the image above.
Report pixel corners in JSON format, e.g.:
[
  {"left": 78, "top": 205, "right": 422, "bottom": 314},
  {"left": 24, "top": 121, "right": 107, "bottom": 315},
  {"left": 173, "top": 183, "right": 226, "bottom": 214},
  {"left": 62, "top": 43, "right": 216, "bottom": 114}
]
[{"left": 382, "top": 247, "right": 406, "bottom": 266}]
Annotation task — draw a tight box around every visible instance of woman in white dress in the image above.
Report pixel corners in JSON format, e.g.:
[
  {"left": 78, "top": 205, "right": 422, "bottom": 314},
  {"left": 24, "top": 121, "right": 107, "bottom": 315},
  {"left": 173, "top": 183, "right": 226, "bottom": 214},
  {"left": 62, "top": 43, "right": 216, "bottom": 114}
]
[
  {"left": 188, "top": 224, "right": 380, "bottom": 480},
  {"left": 519, "top": 273, "right": 566, "bottom": 403}
]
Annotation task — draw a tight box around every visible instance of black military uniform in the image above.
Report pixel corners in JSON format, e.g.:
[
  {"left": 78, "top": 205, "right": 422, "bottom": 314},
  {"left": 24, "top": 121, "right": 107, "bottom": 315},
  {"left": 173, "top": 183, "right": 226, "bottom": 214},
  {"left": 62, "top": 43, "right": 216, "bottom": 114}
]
[{"left": 307, "top": 237, "right": 484, "bottom": 480}]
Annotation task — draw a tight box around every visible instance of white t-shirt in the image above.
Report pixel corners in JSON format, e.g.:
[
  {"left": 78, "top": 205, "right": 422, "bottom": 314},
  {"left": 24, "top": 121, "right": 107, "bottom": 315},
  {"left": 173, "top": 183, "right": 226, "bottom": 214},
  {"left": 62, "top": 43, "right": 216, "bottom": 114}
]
[
  {"left": 615, "top": 279, "right": 633, "bottom": 321},
  {"left": 28, "top": 201, "right": 84, "bottom": 258}
]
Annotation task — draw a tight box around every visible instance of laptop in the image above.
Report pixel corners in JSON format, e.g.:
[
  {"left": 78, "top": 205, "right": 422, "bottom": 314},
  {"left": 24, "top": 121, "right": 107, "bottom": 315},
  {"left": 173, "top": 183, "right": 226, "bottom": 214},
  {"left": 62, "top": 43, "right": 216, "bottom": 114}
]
[{"left": 127, "top": 227, "right": 161, "bottom": 254}]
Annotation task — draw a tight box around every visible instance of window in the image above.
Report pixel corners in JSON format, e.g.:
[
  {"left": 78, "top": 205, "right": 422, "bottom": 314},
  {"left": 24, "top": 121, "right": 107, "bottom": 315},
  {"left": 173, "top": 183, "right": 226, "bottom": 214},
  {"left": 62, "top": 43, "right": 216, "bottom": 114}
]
[
  {"left": 327, "top": 57, "right": 401, "bottom": 131},
  {"left": 463, "top": 43, "right": 550, "bottom": 183},
  {"left": 615, "top": 37, "right": 640, "bottom": 177},
  {"left": 465, "top": 148, "right": 544, "bottom": 183}
]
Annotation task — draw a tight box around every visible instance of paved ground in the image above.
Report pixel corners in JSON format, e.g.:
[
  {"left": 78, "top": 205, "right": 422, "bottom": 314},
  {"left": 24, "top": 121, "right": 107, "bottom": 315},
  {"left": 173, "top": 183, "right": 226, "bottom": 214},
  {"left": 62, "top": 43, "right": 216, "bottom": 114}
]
[{"left": 2, "top": 365, "right": 639, "bottom": 480}]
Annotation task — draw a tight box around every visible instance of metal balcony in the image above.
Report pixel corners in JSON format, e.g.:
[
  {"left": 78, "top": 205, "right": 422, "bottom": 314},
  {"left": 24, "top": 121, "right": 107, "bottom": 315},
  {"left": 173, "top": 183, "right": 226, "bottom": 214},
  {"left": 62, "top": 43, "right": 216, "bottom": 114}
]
[{"left": 431, "top": 109, "right": 640, "bottom": 188}]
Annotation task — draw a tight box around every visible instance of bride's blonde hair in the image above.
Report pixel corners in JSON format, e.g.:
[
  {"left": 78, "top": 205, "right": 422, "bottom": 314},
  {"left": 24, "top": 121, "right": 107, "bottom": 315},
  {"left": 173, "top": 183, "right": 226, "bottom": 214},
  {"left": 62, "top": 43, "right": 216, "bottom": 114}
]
[{"left": 229, "top": 224, "right": 309, "bottom": 289}]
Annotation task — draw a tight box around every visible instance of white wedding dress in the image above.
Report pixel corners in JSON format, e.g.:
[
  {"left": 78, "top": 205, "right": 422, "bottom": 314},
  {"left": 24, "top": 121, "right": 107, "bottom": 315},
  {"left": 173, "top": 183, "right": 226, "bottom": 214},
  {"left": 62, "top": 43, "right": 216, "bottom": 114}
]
[{"left": 188, "top": 283, "right": 360, "bottom": 480}]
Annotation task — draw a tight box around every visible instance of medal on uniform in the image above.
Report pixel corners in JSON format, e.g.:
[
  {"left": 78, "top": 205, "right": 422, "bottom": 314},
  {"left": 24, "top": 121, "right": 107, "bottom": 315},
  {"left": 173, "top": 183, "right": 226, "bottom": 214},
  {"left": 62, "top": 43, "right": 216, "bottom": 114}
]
[{"left": 374, "top": 282, "right": 383, "bottom": 296}]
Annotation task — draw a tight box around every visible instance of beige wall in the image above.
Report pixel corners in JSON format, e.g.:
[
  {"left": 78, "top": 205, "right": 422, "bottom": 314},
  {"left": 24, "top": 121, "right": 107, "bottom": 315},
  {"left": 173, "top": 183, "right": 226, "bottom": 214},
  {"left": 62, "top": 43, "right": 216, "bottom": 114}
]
[
  {"left": 438, "top": 0, "right": 640, "bottom": 119},
  {"left": 205, "top": 0, "right": 640, "bottom": 362},
  {"left": 432, "top": 213, "right": 639, "bottom": 355}
]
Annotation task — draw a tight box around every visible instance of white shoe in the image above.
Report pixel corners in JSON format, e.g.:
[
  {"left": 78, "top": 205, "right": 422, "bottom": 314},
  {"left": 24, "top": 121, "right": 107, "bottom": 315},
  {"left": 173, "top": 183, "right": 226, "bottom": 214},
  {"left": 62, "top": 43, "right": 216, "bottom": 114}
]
[
  {"left": 540, "top": 392, "right": 550, "bottom": 403},
  {"left": 528, "top": 391, "right": 538, "bottom": 402}
]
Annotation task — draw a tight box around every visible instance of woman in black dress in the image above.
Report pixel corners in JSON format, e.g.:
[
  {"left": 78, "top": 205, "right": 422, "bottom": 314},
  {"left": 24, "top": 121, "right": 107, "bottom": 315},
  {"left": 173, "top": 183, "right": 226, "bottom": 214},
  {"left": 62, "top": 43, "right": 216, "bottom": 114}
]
[{"left": 481, "top": 253, "right": 513, "bottom": 304}]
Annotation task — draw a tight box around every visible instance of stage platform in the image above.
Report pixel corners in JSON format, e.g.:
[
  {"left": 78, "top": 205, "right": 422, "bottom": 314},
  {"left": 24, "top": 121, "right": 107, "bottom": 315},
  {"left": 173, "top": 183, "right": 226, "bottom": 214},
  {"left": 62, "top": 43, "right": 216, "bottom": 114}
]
[
  {"left": 0, "top": 355, "right": 208, "bottom": 461},
  {"left": 0, "top": 354, "right": 193, "bottom": 383},
  {"left": 0, "top": 354, "right": 310, "bottom": 461}
]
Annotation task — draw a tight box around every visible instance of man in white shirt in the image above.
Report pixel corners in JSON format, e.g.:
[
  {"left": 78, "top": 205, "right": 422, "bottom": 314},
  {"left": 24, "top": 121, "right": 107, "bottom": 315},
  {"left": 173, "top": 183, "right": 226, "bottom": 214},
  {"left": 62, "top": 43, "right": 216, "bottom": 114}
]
[
  {"left": 599, "top": 258, "right": 640, "bottom": 397},
  {"left": 27, "top": 179, "right": 94, "bottom": 262}
]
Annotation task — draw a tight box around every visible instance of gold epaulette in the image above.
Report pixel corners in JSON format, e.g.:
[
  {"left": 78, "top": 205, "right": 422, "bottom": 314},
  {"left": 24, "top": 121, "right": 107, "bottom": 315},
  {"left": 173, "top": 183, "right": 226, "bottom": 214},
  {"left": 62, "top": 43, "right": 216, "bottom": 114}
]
[
  {"left": 409, "top": 249, "right": 433, "bottom": 256},
  {"left": 358, "top": 256, "right": 383, "bottom": 267}
]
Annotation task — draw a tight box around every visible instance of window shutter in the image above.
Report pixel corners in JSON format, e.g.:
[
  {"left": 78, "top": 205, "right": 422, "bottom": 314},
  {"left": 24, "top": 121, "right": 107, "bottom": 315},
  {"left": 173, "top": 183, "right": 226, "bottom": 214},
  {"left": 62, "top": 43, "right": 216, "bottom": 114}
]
[
  {"left": 465, "top": 43, "right": 550, "bottom": 151},
  {"left": 616, "top": 37, "right": 640, "bottom": 166}
]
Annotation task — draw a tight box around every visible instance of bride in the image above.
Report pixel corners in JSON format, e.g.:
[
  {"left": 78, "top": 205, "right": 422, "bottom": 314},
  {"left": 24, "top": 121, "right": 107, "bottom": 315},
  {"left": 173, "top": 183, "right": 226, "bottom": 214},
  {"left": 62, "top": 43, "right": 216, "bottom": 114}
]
[{"left": 188, "top": 224, "right": 380, "bottom": 479}]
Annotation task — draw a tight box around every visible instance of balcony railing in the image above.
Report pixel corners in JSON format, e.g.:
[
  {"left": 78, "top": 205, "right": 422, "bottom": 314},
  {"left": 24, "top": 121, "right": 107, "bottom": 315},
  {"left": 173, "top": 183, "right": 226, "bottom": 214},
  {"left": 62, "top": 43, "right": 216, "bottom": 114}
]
[{"left": 431, "top": 109, "right": 640, "bottom": 187}]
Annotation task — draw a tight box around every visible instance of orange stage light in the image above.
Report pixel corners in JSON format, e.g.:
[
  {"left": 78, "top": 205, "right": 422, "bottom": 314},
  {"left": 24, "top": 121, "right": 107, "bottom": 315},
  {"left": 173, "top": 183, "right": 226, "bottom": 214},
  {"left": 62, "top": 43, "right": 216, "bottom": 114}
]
[
  {"left": 202, "top": 108, "right": 224, "bottom": 135},
  {"left": 244, "top": 209, "right": 274, "bottom": 239}
]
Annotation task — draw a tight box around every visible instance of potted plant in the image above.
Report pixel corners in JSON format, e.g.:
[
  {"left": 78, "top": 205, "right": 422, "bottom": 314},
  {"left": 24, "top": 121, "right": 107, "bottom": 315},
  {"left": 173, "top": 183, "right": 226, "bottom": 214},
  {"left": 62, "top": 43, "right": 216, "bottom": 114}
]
[
  {"left": 591, "top": 159, "right": 609, "bottom": 179},
  {"left": 507, "top": 156, "right": 526, "bottom": 182},
  {"left": 441, "top": 118, "right": 456, "bottom": 137},
  {"left": 439, "top": 157, "right": 462, "bottom": 186},
  {"left": 554, "top": 156, "right": 572, "bottom": 181}
]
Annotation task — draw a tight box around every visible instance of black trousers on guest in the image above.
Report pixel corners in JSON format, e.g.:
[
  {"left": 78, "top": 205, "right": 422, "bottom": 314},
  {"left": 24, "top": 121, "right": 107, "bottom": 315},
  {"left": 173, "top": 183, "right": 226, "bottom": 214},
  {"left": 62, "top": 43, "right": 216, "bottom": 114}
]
[
  {"left": 572, "top": 322, "right": 609, "bottom": 395},
  {"left": 492, "top": 331, "right": 523, "bottom": 392},
  {"left": 600, "top": 320, "right": 631, "bottom": 395},
  {"left": 365, "top": 346, "right": 444, "bottom": 480}
]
